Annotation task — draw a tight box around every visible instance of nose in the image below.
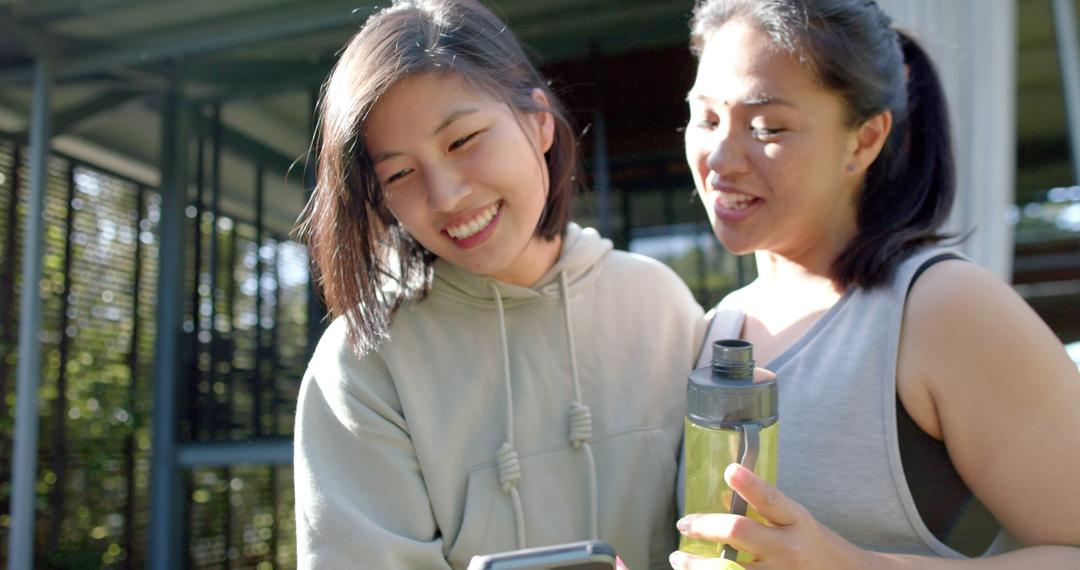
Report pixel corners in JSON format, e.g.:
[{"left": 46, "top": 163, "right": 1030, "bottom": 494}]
[
  {"left": 425, "top": 166, "right": 470, "bottom": 213},
  {"left": 704, "top": 126, "right": 750, "bottom": 180}
]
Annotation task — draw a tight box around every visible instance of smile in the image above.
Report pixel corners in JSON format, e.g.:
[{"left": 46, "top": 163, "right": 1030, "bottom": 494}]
[
  {"left": 445, "top": 202, "right": 501, "bottom": 240},
  {"left": 717, "top": 191, "right": 759, "bottom": 211}
]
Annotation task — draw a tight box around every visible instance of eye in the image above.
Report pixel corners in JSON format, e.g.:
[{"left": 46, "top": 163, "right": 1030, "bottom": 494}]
[
  {"left": 384, "top": 168, "right": 413, "bottom": 186},
  {"left": 690, "top": 111, "right": 719, "bottom": 131},
  {"left": 448, "top": 131, "right": 481, "bottom": 151},
  {"left": 750, "top": 126, "right": 785, "bottom": 140}
]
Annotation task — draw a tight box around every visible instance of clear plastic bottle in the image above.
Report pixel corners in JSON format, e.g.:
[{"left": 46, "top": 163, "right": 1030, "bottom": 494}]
[{"left": 680, "top": 340, "right": 778, "bottom": 563}]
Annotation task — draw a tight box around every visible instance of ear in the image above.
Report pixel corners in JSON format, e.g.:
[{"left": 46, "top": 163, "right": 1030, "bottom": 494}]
[
  {"left": 845, "top": 110, "right": 892, "bottom": 176},
  {"left": 528, "top": 88, "right": 556, "bottom": 154}
]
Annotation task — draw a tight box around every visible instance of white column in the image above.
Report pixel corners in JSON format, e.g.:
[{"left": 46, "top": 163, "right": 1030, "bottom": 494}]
[{"left": 877, "top": 0, "right": 1017, "bottom": 281}]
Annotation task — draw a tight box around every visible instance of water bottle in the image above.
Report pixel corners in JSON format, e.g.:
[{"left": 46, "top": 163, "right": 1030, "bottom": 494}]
[{"left": 680, "top": 339, "right": 778, "bottom": 563}]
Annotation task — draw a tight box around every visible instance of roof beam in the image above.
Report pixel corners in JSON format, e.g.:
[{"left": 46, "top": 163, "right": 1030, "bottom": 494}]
[
  {"left": 4, "top": 0, "right": 140, "bottom": 24},
  {"left": 0, "top": 1, "right": 370, "bottom": 85},
  {"left": 188, "top": 103, "right": 298, "bottom": 175},
  {"left": 15, "top": 88, "right": 143, "bottom": 137}
]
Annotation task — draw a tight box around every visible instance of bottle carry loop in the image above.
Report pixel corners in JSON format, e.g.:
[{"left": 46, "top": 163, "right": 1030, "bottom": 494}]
[{"left": 722, "top": 423, "right": 760, "bottom": 561}]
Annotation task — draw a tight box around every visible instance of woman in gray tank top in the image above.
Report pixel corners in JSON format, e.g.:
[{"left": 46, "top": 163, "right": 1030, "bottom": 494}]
[{"left": 670, "top": 1, "right": 1080, "bottom": 568}]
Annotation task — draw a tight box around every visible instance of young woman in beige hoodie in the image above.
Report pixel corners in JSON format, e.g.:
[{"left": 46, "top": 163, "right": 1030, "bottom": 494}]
[{"left": 292, "top": 1, "right": 705, "bottom": 568}]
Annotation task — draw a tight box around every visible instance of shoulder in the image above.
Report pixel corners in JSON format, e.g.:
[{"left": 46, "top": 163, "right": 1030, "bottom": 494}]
[
  {"left": 603, "top": 250, "right": 703, "bottom": 315},
  {"left": 604, "top": 248, "right": 678, "bottom": 274},
  {"left": 902, "top": 258, "right": 1045, "bottom": 350},
  {"left": 304, "top": 315, "right": 402, "bottom": 418},
  {"left": 898, "top": 258, "right": 1076, "bottom": 434},
  {"left": 899, "top": 259, "right": 1080, "bottom": 546},
  {"left": 603, "top": 249, "right": 696, "bottom": 294},
  {"left": 703, "top": 283, "right": 755, "bottom": 325}
]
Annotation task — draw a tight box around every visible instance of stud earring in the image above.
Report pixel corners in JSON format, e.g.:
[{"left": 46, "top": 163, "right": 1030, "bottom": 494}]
[{"left": 846, "top": 164, "right": 855, "bottom": 173}]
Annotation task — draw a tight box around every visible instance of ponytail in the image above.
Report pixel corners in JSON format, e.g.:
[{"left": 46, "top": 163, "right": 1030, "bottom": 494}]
[{"left": 832, "top": 31, "right": 957, "bottom": 289}]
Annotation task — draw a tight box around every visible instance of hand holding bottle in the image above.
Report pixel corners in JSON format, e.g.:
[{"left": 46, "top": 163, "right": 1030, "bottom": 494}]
[{"left": 671, "top": 464, "right": 870, "bottom": 570}]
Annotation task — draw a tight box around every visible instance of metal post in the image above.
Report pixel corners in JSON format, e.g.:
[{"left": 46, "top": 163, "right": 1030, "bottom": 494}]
[
  {"left": 591, "top": 111, "right": 612, "bottom": 237},
  {"left": 123, "top": 186, "right": 145, "bottom": 569},
  {"left": 148, "top": 73, "right": 189, "bottom": 570},
  {"left": 589, "top": 45, "right": 612, "bottom": 238},
  {"left": 8, "top": 58, "right": 52, "bottom": 570},
  {"left": 254, "top": 162, "right": 265, "bottom": 437},
  {"left": 1052, "top": 0, "right": 1080, "bottom": 182}
]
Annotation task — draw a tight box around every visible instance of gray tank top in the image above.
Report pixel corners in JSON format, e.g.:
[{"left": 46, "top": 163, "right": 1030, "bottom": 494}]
[{"left": 697, "top": 247, "right": 1015, "bottom": 557}]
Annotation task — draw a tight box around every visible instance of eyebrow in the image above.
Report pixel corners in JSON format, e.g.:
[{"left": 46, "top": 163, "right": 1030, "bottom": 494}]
[
  {"left": 370, "top": 107, "right": 480, "bottom": 165},
  {"left": 686, "top": 91, "right": 798, "bottom": 109},
  {"left": 434, "top": 108, "right": 479, "bottom": 135}
]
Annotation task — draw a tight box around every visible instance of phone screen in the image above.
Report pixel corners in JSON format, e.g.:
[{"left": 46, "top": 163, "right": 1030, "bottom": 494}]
[{"left": 466, "top": 539, "right": 617, "bottom": 570}]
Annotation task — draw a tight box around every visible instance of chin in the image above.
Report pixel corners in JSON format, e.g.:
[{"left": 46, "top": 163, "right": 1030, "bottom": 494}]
[{"left": 711, "top": 227, "right": 757, "bottom": 256}]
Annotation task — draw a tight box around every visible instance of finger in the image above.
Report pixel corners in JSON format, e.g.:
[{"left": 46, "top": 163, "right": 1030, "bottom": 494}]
[
  {"left": 752, "top": 367, "right": 775, "bottom": 382},
  {"left": 724, "top": 463, "right": 800, "bottom": 527},
  {"left": 615, "top": 555, "right": 630, "bottom": 570},
  {"left": 676, "top": 512, "right": 776, "bottom": 556},
  {"left": 669, "top": 550, "right": 748, "bottom": 570}
]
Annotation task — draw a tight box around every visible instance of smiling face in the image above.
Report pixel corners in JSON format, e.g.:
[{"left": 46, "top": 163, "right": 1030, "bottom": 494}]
[
  {"left": 364, "top": 72, "right": 558, "bottom": 286},
  {"left": 685, "top": 18, "right": 866, "bottom": 267}
]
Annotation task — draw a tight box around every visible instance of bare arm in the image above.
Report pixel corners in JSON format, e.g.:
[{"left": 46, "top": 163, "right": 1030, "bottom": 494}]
[{"left": 885, "top": 259, "right": 1080, "bottom": 565}]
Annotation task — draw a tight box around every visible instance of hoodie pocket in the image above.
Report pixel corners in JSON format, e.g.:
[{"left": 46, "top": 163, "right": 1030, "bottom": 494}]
[
  {"left": 444, "top": 445, "right": 591, "bottom": 567},
  {"left": 444, "top": 429, "right": 678, "bottom": 569},
  {"left": 445, "top": 465, "right": 497, "bottom": 568}
]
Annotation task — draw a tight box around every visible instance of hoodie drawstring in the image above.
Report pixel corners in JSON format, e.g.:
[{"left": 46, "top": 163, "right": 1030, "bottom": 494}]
[
  {"left": 490, "top": 282, "right": 527, "bottom": 550},
  {"left": 560, "top": 272, "right": 599, "bottom": 541},
  {"left": 488, "top": 274, "right": 600, "bottom": 550}
]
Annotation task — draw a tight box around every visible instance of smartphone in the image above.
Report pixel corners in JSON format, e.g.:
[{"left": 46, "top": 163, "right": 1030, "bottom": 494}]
[{"left": 466, "top": 539, "right": 617, "bottom": 570}]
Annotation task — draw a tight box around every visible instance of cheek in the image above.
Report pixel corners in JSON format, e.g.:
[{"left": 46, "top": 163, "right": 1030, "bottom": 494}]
[
  {"left": 763, "top": 143, "right": 784, "bottom": 160},
  {"left": 384, "top": 190, "right": 424, "bottom": 227},
  {"left": 684, "top": 136, "right": 708, "bottom": 179}
]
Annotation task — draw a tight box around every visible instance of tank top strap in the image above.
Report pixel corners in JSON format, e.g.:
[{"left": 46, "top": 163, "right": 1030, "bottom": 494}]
[{"left": 698, "top": 290, "right": 749, "bottom": 368}]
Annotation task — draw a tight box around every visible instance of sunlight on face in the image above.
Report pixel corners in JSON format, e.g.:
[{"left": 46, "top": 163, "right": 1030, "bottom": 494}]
[
  {"left": 364, "top": 73, "right": 559, "bottom": 286},
  {"left": 685, "top": 18, "right": 861, "bottom": 265}
]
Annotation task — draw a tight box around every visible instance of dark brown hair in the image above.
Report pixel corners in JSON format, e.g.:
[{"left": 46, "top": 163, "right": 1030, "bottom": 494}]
[
  {"left": 690, "top": 0, "right": 956, "bottom": 289},
  {"left": 296, "top": 0, "right": 579, "bottom": 354}
]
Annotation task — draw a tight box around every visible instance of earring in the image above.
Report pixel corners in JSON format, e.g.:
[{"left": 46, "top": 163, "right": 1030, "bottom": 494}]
[{"left": 846, "top": 164, "right": 855, "bottom": 173}]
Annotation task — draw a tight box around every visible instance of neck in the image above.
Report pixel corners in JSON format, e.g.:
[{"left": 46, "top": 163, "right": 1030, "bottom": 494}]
[
  {"left": 754, "top": 200, "right": 858, "bottom": 293},
  {"left": 754, "top": 251, "right": 843, "bottom": 295},
  {"left": 494, "top": 233, "right": 563, "bottom": 287},
  {"left": 752, "top": 231, "right": 854, "bottom": 297}
]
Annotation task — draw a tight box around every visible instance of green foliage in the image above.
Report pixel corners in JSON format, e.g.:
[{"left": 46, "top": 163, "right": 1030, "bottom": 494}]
[{"left": 0, "top": 139, "right": 307, "bottom": 568}]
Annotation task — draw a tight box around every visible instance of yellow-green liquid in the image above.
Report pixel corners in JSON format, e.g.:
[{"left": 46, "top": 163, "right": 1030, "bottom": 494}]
[{"left": 680, "top": 418, "right": 778, "bottom": 563}]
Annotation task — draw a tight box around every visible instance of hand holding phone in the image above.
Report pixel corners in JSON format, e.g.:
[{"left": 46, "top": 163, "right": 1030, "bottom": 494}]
[{"left": 466, "top": 539, "right": 617, "bottom": 570}]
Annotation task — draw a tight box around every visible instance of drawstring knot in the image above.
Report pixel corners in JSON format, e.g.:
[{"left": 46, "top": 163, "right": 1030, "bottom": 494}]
[
  {"left": 568, "top": 402, "right": 593, "bottom": 450},
  {"left": 496, "top": 442, "right": 522, "bottom": 494}
]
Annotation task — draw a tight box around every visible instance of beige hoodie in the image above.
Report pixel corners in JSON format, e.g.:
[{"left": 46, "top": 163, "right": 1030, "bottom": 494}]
[{"left": 295, "top": 224, "right": 705, "bottom": 569}]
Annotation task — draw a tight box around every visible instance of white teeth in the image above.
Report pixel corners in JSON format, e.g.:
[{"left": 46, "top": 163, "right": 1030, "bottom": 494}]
[
  {"left": 718, "top": 192, "right": 756, "bottom": 211},
  {"left": 447, "top": 203, "right": 499, "bottom": 239}
]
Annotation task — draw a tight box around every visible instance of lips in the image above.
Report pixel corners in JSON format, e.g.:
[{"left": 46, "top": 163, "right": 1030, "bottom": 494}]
[
  {"left": 710, "top": 187, "right": 762, "bottom": 222},
  {"left": 716, "top": 191, "right": 759, "bottom": 211},
  {"left": 445, "top": 202, "right": 500, "bottom": 239},
  {"left": 442, "top": 201, "right": 503, "bottom": 249}
]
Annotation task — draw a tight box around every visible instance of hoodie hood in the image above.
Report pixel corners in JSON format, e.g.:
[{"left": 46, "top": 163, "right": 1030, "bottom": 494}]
[{"left": 430, "top": 223, "right": 612, "bottom": 306}]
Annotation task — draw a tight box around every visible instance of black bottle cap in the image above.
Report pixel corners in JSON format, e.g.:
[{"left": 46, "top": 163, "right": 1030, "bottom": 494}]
[{"left": 687, "top": 339, "right": 778, "bottom": 429}]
